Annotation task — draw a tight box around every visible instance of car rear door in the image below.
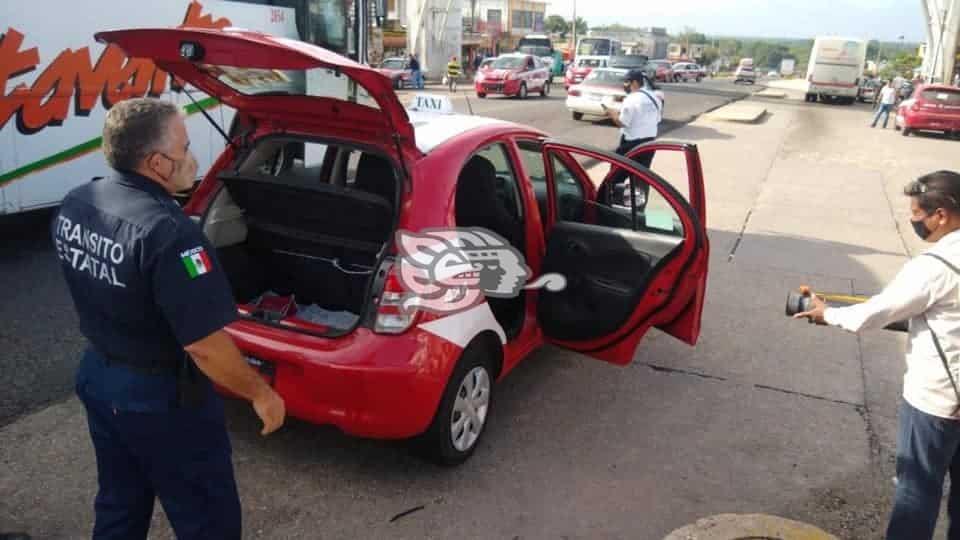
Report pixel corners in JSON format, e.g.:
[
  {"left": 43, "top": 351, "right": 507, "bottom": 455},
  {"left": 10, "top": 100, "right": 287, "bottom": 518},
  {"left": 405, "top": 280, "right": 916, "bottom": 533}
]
[{"left": 535, "top": 140, "right": 708, "bottom": 365}]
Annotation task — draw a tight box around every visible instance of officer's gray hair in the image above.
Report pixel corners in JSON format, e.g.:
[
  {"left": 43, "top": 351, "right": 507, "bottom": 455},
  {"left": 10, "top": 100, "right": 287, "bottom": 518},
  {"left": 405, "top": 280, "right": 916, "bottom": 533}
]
[{"left": 102, "top": 98, "right": 180, "bottom": 172}]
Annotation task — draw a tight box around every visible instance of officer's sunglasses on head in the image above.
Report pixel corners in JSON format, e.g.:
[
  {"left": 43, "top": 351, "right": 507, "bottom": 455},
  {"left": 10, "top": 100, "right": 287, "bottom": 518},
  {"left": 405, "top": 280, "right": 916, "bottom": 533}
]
[{"left": 904, "top": 180, "right": 960, "bottom": 212}]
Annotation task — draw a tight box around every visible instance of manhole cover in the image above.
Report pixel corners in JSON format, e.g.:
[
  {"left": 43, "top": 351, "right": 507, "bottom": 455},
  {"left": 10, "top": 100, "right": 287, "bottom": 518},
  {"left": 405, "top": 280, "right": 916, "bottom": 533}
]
[{"left": 664, "top": 514, "right": 837, "bottom": 540}]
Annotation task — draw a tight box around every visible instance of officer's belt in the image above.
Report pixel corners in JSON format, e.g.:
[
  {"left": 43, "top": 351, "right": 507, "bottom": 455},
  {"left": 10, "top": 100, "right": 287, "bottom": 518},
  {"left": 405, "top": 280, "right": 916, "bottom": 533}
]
[
  {"left": 96, "top": 348, "right": 209, "bottom": 408},
  {"left": 98, "top": 348, "right": 177, "bottom": 376}
]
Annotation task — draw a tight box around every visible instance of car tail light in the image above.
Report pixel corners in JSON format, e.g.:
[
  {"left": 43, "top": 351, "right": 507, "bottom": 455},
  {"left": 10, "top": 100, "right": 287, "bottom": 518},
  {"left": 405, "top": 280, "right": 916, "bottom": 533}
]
[
  {"left": 374, "top": 265, "right": 420, "bottom": 334},
  {"left": 569, "top": 88, "right": 581, "bottom": 96}
]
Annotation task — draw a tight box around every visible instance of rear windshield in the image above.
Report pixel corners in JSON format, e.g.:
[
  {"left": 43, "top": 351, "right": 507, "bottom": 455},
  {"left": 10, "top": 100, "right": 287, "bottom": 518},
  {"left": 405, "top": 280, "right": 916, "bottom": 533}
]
[
  {"left": 578, "top": 58, "right": 605, "bottom": 68},
  {"left": 196, "top": 64, "right": 379, "bottom": 110},
  {"left": 381, "top": 59, "right": 405, "bottom": 70},
  {"left": 494, "top": 56, "right": 527, "bottom": 69},
  {"left": 584, "top": 70, "right": 625, "bottom": 85},
  {"left": 921, "top": 89, "right": 960, "bottom": 104}
]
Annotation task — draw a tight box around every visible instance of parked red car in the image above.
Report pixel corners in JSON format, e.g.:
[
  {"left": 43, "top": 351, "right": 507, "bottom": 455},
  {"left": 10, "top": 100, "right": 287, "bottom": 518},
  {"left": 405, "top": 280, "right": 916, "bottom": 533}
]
[
  {"left": 475, "top": 53, "right": 551, "bottom": 98},
  {"left": 895, "top": 84, "right": 960, "bottom": 138},
  {"left": 648, "top": 60, "right": 675, "bottom": 83},
  {"left": 97, "top": 27, "right": 709, "bottom": 465},
  {"left": 375, "top": 56, "right": 415, "bottom": 89},
  {"left": 564, "top": 57, "right": 606, "bottom": 90}
]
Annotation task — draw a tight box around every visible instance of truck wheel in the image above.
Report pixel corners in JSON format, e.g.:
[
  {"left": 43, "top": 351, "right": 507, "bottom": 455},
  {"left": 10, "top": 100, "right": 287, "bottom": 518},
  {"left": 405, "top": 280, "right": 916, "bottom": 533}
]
[
  {"left": 414, "top": 343, "right": 496, "bottom": 466},
  {"left": 572, "top": 111, "right": 584, "bottom": 121}
]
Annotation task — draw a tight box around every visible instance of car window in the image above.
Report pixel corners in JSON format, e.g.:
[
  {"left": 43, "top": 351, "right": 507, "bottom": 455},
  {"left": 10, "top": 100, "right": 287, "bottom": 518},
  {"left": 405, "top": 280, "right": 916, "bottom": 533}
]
[
  {"left": 239, "top": 139, "right": 329, "bottom": 185},
  {"left": 475, "top": 143, "right": 524, "bottom": 221},
  {"left": 921, "top": 88, "right": 960, "bottom": 104},
  {"left": 517, "top": 140, "right": 585, "bottom": 231}
]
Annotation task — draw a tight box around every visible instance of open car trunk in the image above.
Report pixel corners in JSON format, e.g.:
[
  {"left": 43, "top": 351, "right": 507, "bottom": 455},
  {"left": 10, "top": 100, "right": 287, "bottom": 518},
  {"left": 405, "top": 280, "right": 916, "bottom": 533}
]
[{"left": 201, "top": 145, "right": 397, "bottom": 336}]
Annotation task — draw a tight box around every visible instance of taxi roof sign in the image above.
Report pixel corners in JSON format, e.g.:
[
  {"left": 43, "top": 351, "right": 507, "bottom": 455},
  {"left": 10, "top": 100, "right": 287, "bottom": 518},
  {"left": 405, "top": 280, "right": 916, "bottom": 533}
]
[{"left": 407, "top": 94, "right": 455, "bottom": 115}]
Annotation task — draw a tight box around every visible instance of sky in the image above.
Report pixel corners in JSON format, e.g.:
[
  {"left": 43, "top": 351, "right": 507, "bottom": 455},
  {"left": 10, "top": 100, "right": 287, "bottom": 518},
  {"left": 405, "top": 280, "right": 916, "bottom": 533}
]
[{"left": 544, "top": 0, "right": 927, "bottom": 42}]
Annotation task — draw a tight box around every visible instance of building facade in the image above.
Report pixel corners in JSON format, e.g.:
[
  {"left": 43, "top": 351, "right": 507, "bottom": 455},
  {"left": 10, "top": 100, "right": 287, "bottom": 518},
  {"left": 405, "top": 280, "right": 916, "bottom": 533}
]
[
  {"left": 506, "top": 0, "right": 546, "bottom": 50},
  {"left": 921, "top": 0, "right": 959, "bottom": 83}
]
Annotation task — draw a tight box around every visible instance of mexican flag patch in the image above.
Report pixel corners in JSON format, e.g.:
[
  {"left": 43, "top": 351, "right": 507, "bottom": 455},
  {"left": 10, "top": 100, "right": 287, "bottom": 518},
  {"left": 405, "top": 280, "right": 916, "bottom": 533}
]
[{"left": 180, "top": 247, "right": 212, "bottom": 278}]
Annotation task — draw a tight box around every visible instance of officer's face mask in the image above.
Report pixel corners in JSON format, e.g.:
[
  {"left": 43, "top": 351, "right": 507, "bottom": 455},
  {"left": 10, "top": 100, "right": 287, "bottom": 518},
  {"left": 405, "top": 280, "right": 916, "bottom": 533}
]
[
  {"left": 154, "top": 151, "right": 198, "bottom": 193},
  {"left": 911, "top": 214, "right": 934, "bottom": 240}
]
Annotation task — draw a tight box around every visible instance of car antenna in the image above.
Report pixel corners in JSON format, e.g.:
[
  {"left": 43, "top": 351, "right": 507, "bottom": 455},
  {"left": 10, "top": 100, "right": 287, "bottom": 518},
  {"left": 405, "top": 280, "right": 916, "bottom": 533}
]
[{"left": 177, "top": 85, "right": 236, "bottom": 150}]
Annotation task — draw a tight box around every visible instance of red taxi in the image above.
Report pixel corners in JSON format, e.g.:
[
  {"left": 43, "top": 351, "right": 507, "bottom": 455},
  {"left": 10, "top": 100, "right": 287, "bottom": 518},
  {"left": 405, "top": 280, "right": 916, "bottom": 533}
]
[
  {"left": 564, "top": 57, "right": 606, "bottom": 90},
  {"left": 475, "top": 53, "right": 551, "bottom": 99},
  {"left": 895, "top": 84, "right": 960, "bottom": 138},
  {"left": 97, "top": 27, "right": 709, "bottom": 465},
  {"left": 375, "top": 56, "right": 415, "bottom": 89}
]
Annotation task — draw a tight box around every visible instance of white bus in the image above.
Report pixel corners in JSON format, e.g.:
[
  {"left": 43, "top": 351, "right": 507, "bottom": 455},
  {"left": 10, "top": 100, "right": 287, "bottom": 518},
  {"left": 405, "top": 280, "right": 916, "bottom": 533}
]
[
  {"left": 0, "top": 0, "right": 364, "bottom": 216},
  {"left": 804, "top": 37, "right": 867, "bottom": 104}
]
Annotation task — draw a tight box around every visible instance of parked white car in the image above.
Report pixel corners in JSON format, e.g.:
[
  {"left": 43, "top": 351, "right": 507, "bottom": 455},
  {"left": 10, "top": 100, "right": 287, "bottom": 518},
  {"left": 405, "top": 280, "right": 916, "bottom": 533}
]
[{"left": 566, "top": 68, "right": 665, "bottom": 121}]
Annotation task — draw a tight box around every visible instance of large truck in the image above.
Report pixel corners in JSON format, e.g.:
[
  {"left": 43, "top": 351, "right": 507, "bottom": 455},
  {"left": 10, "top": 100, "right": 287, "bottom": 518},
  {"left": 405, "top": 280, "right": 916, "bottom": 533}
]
[
  {"left": 803, "top": 37, "right": 867, "bottom": 104},
  {"left": 0, "top": 0, "right": 365, "bottom": 216}
]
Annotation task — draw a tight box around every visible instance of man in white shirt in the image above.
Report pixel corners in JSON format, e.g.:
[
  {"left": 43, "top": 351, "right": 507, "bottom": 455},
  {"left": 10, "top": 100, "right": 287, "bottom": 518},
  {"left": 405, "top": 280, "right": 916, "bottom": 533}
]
[
  {"left": 604, "top": 69, "right": 663, "bottom": 205},
  {"left": 795, "top": 170, "right": 960, "bottom": 539},
  {"left": 872, "top": 80, "right": 898, "bottom": 129}
]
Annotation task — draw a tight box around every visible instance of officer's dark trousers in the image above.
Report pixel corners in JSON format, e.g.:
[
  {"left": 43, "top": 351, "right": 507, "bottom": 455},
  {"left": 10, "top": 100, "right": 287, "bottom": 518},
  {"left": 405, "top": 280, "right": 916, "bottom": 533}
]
[
  {"left": 611, "top": 135, "right": 656, "bottom": 202},
  {"left": 77, "top": 386, "right": 241, "bottom": 540}
]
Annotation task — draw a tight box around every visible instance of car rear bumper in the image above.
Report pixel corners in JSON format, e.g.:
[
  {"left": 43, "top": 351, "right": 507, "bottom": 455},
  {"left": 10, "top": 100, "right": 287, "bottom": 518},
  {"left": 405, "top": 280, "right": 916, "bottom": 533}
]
[
  {"left": 899, "top": 112, "right": 960, "bottom": 131},
  {"left": 222, "top": 321, "right": 456, "bottom": 439},
  {"left": 566, "top": 95, "right": 619, "bottom": 116}
]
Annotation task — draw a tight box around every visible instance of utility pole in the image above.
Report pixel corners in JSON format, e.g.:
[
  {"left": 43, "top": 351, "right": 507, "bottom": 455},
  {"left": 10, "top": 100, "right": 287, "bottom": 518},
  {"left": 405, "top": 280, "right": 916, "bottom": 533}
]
[
  {"left": 571, "top": 0, "right": 577, "bottom": 57},
  {"left": 931, "top": 6, "right": 948, "bottom": 82}
]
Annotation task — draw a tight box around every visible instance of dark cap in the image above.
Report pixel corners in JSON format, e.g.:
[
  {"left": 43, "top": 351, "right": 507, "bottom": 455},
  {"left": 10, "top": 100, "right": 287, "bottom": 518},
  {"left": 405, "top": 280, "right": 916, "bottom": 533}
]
[{"left": 624, "top": 69, "right": 646, "bottom": 83}]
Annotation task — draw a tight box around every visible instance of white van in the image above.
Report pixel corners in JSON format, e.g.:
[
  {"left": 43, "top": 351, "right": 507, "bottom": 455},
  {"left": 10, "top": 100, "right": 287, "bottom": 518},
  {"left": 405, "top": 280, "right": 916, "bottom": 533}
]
[
  {"left": 804, "top": 37, "right": 867, "bottom": 104},
  {"left": 0, "top": 1, "right": 301, "bottom": 216}
]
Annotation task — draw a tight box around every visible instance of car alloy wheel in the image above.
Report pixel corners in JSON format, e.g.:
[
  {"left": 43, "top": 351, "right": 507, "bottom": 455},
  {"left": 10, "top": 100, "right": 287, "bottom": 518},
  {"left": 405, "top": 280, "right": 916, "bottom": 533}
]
[
  {"left": 414, "top": 343, "right": 496, "bottom": 465},
  {"left": 518, "top": 83, "right": 528, "bottom": 99},
  {"left": 450, "top": 367, "right": 490, "bottom": 452}
]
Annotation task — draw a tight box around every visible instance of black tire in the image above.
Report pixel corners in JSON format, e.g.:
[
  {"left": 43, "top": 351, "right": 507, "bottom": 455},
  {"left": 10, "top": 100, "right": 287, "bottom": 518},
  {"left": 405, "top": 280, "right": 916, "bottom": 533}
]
[
  {"left": 902, "top": 127, "right": 912, "bottom": 137},
  {"left": 477, "top": 92, "right": 487, "bottom": 98},
  {"left": 414, "top": 343, "right": 496, "bottom": 466},
  {"left": 894, "top": 124, "right": 902, "bottom": 131},
  {"left": 540, "top": 81, "right": 550, "bottom": 97},
  {"left": 518, "top": 83, "right": 528, "bottom": 99},
  {"left": 696, "top": 76, "right": 703, "bottom": 83},
  {"left": 393, "top": 78, "right": 401, "bottom": 90},
  {"left": 572, "top": 111, "right": 584, "bottom": 121}
]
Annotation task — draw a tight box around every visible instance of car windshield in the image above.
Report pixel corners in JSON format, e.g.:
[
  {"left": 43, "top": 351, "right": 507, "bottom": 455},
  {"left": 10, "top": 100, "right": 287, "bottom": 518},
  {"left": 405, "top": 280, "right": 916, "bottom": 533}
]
[
  {"left": 577, "top": 59, "right": 604, "bottom": 68},
  {"left": 610, "top": 57, "right": 645, "bottom": 69},
  {"left": 494, "top": 56, "right": 527, "bottom": 69},
  {"left": 195, "top": 63, "right": 380, "bottom": 110},
  {"left": 381, "top": 59, "right": 405, "bottom": 70},
  {"left": 519, "top": 46, "right": 551, "bottom": 57},
  {"left": 578, "top": 39, "right": 611, "bottom": 56},
  {"left": 921, "top": 88, "right": 960, "bottom": 104},
  {"left": 584, "top": 70, "right": 626, "bottom": 85}
]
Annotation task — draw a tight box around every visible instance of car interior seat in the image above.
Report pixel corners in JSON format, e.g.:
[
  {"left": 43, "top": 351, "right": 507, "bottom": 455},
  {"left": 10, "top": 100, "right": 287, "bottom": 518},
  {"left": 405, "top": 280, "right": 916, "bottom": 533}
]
[{"left": 353, "top": 153, "right": 397, "bottom": 205}]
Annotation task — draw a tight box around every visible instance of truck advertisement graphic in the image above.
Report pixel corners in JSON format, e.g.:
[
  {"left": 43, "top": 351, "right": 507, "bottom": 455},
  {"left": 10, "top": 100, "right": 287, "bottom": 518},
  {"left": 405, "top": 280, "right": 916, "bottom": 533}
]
[{"left": 0, "top": 1, "right": 298, "bottom": 215}]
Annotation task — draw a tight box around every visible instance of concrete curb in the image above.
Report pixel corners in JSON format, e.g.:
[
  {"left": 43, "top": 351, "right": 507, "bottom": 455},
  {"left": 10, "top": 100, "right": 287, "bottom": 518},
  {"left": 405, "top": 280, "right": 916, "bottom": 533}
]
[
  {"left": 664, "top": 513, "right": 838, "bottom": 540},
  {"left": 756, "top": 89, "right": 788, "bottom": 99},
  {"left": 703, "top": 103, "right": 767, "bottom": 123}
]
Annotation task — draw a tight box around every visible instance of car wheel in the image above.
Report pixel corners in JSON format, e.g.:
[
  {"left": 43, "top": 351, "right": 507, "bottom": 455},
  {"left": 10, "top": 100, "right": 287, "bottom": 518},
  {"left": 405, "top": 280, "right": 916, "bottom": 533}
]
[
  {"left": 902, "top": 127, "right": 912, "bottom": 137},
  {"left": 477, "top": 92, "right": 486, "bottom": 98},
  {"left": 894, "top": 123, "right": 902, "bottom": 131},
  {"left": 696, "top": 76, "right": 703, "bottom": 83},
  {"left": 414, "top": 343, "right": 495, "bottom": 466},
  {"left": 541, "top": 81, "right": 550, "bottom": 97},
  {"left": 518, "top": 83, "right": 528, "bottom": 99},
  {"left": 572, "top": 111, "right": 584, "bottom": 121}
]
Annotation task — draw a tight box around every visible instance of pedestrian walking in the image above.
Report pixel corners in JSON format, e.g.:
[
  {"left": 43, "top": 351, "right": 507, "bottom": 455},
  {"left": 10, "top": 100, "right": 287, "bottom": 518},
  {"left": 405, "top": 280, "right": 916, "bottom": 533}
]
[
  {"left": 473, "top": 53, "right": 483, "bottom": 74},
  {"left": 53, "top": 98, "right": 286, "bottom": 540},
  {"left": 871, "top": 80, "right": 897, "bottom": 128},
  {"left": 446, "top": 55, "right": 462, "bottom": 92},
  {"left": 604, "top": 69, "right": 662, "bottom": 204},
  {"left": 409, "top": 53, "right": 423, "bottom": 89},
  {"left": 794, "top": 170, "right": 960, "bottom": 540}
]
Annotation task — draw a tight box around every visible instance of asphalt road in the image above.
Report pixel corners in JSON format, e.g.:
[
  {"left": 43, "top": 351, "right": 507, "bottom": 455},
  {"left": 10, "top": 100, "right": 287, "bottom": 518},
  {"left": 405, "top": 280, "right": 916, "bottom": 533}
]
[{"left": 0, "top": 79, "right": 752, "bottom": 427}]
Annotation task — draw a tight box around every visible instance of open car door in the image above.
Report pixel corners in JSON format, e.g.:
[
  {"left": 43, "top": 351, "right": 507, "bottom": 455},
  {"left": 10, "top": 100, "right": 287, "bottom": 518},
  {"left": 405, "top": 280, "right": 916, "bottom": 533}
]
[
  {"left": 537, "top": 140, "right": 708, "bottom": 365},
  {"left": 94, "top": 27, "right": 416, "bottom": 154}
]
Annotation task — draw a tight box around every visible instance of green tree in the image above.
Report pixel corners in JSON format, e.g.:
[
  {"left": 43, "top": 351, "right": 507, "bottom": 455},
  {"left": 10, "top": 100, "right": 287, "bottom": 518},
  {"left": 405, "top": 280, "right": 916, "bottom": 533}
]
[
  {"left": 571, "top": 17, "right": 588, "bottom": 37},
  {"left": 545, "top": 15, "right": 568, "bottom": 38},
  {"left": 880, "top": 51, "right": 922, "bottom": 80}
]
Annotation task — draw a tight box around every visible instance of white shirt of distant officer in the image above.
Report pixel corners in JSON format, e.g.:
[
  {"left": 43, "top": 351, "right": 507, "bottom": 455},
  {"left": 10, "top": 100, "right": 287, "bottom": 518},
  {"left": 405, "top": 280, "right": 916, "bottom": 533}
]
[
  {"left": 879, "top": 83, "right": 898, "bottom": 106},
  {"left": 606, "top": 74, "right": 662, "bottom": 142}
]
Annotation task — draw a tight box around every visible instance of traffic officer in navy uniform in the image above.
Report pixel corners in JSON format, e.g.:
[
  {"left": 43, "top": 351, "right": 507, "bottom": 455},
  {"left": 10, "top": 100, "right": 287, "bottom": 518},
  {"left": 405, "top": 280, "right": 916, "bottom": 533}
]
[
  {"left": 604, "top": 69, "right": 663, "bottom": 208},
  {"left": 52, "top": 98, "right": 285, "bottom": 540}
]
